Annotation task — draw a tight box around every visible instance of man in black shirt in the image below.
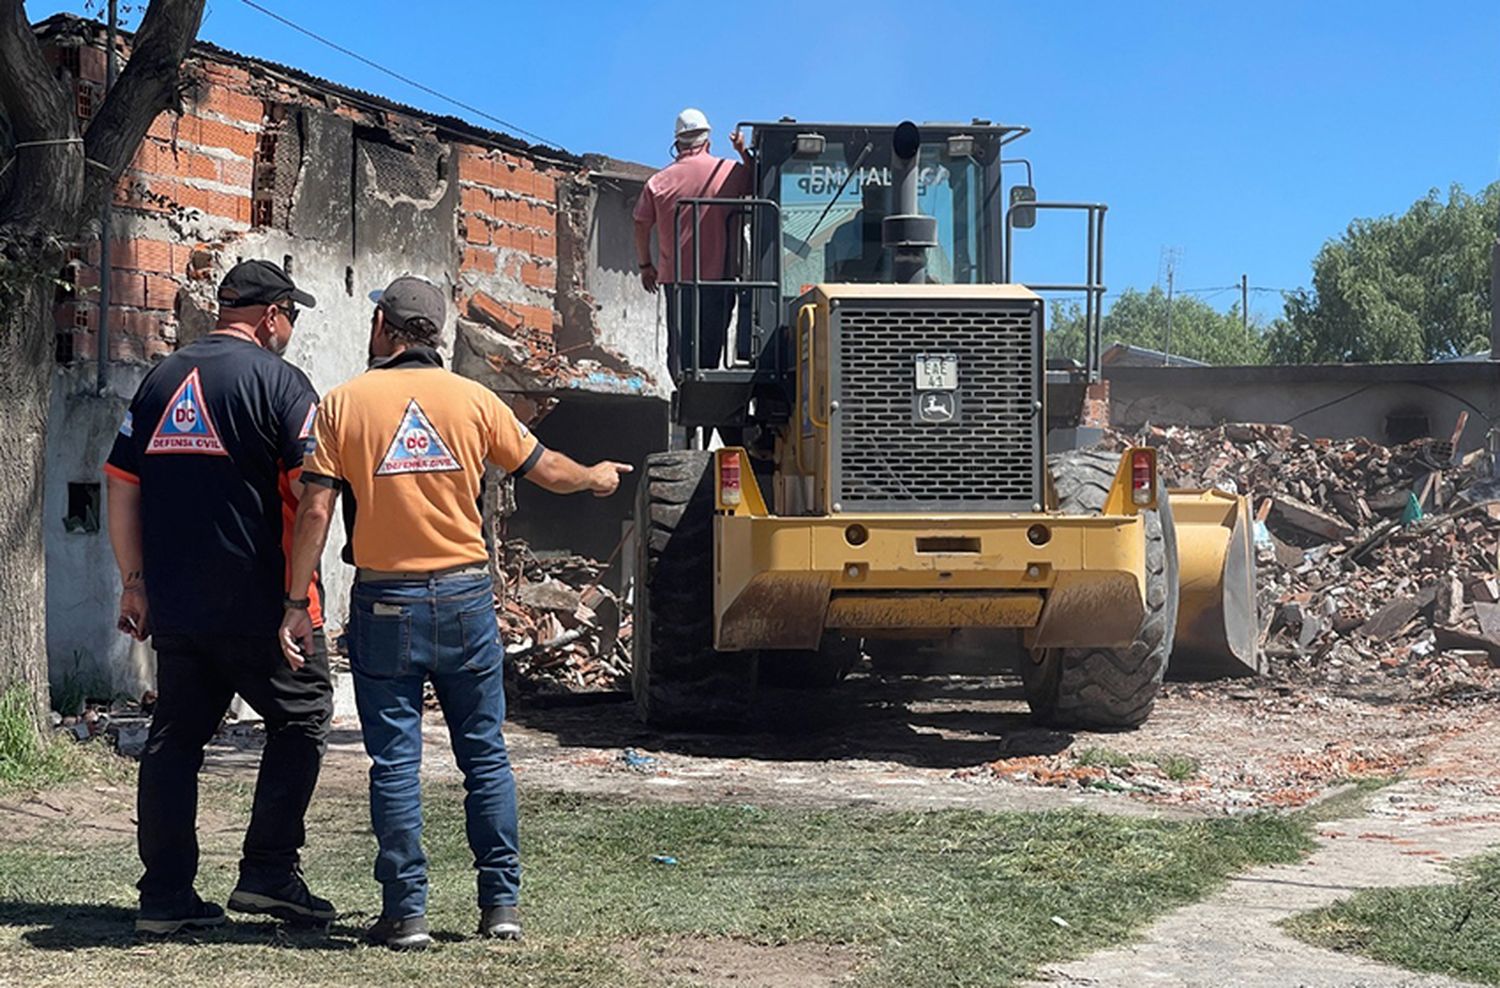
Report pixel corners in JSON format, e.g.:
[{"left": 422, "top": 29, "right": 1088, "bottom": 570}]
[{"left": 105, "top": 260, "right": 336, "bottom": 935}]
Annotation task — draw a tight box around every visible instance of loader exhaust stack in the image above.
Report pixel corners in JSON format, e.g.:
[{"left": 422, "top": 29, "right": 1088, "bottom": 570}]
[{"left": 883, "top": 121, "right": 939, "bottom": 285}]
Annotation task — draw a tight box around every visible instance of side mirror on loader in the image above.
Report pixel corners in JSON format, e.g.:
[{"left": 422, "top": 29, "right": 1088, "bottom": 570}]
[{"left": 1010, "top": 185, "right": 1037, "bottom": 229}]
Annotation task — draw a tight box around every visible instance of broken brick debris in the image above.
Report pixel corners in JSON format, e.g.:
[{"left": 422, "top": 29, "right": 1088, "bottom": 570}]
[
  {"left": 1106, "top": 423, "right": 1500, "bottom": 699},
  {"left": 496, "top": 539, "right": 629, "bottom": 693}
]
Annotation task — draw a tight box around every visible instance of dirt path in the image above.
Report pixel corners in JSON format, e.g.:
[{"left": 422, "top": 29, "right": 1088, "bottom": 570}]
[{"left": 1027, "top": 726, "right": 1500, "bottom": 988}]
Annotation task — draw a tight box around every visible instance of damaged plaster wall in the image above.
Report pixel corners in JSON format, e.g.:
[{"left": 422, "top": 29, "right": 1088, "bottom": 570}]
[
  {"left": 45, "top": 365, "right": 154, "bottom": 699},
  {"left": 1106, "top": 363, "right": 1500, "bottom": 451}
]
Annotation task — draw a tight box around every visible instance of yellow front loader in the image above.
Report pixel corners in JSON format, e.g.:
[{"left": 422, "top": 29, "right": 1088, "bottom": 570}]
[{"left": 630, "top": 121, "right": 1257, "bottom": 729}]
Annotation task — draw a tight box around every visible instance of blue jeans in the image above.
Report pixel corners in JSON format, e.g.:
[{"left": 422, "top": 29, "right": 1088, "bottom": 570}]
[{"left": 349, "top": 573, "right": 519, "bottom": 919}]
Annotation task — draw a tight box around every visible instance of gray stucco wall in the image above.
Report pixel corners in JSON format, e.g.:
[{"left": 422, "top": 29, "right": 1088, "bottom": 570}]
[
  {"left": 1106, "top": 362, "right": 1500, "bottom": 452},
  {"left": 46, "top": 365, "right": 153, "bottom": 700},
  {"left": 586, "top": 178, "right": 671, "bottom": 391}
]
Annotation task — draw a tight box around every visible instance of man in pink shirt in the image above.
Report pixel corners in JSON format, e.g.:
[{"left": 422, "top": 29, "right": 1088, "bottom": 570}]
[{"left": 633, "top": 108, "right": 752, "bottom": 380}]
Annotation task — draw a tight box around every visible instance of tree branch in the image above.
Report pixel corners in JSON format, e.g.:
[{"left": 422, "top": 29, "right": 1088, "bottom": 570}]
[
  {"left": 0, "top": 0, "right": 78, "bottom": 230},
  {"left": 82, "top": 0, "right": 206, "bottom": 217}
]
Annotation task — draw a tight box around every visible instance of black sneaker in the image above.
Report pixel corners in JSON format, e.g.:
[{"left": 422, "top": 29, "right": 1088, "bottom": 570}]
[
  {"left": 366, "top": 914, "right": 431, "bottom": 951},
  {"left": 228, "top": 869, "right": 337, "bottom": 925},
  {"left": 478, "top": 904, "right": 522, "bottom": 940},
  {"left": 135, "top": 892, "right": 227, "bottom": 936}
]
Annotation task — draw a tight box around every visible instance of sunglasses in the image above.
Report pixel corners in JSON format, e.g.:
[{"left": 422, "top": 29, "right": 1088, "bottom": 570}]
[{"left": 277, "top": 303, "right": 299, "bottom": 326}]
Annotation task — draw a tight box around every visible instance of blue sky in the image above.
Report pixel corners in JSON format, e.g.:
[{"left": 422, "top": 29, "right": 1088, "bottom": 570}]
[{"left": 33, "top": 0, "right": 1500, "bottom": 322}]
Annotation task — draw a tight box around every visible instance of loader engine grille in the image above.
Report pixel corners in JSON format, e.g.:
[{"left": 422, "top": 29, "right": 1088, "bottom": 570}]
[{"left": 831, "top": 300, "right": 1043, "bottom": 512}]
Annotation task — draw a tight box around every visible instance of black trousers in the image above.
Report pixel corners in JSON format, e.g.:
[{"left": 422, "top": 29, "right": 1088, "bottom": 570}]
[
  {"left": 665, "top": 284, "right": 735, "bottom": 382},
  {"left": 137, "top": 631, "right": 332, "bottom": 905}
]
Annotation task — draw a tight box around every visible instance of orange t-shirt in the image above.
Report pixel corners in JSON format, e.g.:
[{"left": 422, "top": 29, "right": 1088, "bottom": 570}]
[{"left": 303, "top": 349, "right": 541, "bottom": 572}]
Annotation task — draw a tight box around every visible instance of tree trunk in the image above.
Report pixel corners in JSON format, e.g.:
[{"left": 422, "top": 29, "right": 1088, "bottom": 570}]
[
  {"left": 0, "top": 271, "right": 54, "bottom": 728},
  {"left": 0, "top": 0, "right": 206, "bottom": 735}
]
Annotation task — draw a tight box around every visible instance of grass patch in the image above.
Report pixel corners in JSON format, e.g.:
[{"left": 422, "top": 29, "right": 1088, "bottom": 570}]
[
  {"left": 1073, "top": 746, "right": 1201, "bottom": 782},
  {"left": 0, "top": 776, "right": 1314, "bottom": 987},
  {"left": 0, "top": 686, "right": 125, "bottom": 794},
  {"left": 1285, "top": 851, "right": 1500, "bottom": 985}
]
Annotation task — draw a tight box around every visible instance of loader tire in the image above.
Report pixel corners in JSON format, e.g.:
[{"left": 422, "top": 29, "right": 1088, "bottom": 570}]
[
  {"left": 759, "top": 636, "right": 860, "bottom": 689},
  {"left": 632, "top": 451, "right": 758, "bottom": 728},
  {"left": 1019, "top": 449, "right": 1180, "bottom": 729}
]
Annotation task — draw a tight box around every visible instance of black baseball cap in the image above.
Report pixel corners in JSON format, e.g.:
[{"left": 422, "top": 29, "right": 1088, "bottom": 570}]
[
  {"left": 217, "top": 259, "right": 316, "bottom": 309},
  {"left": 369, "top": 275, "right": 445, "bottom": 330}
]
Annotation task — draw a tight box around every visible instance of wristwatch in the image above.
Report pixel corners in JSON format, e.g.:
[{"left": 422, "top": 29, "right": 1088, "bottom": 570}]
[{"left": 283, "top": 596, "right": 311, "bottom": 611}]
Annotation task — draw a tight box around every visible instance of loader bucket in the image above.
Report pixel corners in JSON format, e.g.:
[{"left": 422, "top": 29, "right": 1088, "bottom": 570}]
[{"left": 1167, "top": 489, "right": 1263, "bottom": 678}]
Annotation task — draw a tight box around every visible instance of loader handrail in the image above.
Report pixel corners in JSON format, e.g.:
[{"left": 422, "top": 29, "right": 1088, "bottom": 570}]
[
  {"left": 671, "top": 196, "right": 782, "bottom": 376},
  {"left": 1003, "top": 201, "right": 1108, "bottom": 383}
]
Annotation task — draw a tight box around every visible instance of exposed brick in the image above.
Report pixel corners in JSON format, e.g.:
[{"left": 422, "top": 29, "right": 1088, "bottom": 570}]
[
  {"left": 186, "top": 155, "right": 219, "bottom": 182},
  {"left": 194, "top": 88, "right": 264, "bottom": 125},
  {"left": 108, "top": 307, "right": 167, "bottom": 339},
  {"left": 521, "top": 262, "right": 555, "bottom": 290},
  {"left": 174, "top": 184, "right": 251, "bottom": 221},
  {"left": 109, "top": 271, "right": 146, "bottom": 309},
  {"left": 218, "top": 157, "right": 254, "bottom": 189},
  {"left": 516, "top": 304, "right": 554, "bottom": 334},
  {"left": 490, "top": 164, "right": 532, "bottom": 198},
  {"left": 144, "top": 275, "right": 180, "bottom": 310},
  {"left": 110, "top": 334, "right": 145, "bottom": 362},
  {"left": 130, "top": 139, "right": 186, "bottom": 179},
  {"left": 529, "top": 170, "right": 556, "bottom": 199},
  {"left": 112, "top": 238, "right": 174, "bottom": 274},
  {"left": 143, "top": 336, "right": 174, "bottom": 360},
  {"left": 176, "top": 115, "right": 257, "bottom": 159},
  {"left": 146, "top": 113, "right": 180, "bottom": 142},
  {"left": 461, "top": 186, "right": 492, "bottom": 214},
  {"left": 530, "top": 231, "right": 556, "bottom": 260},
  {"left": 461, "top": 247, "right": 496, "bottom": 274},
  {"left": 489, "top": 226, "right": 515, "bottom": 251},
  {"left": 467, "top": 291, "right": 522, "bottom": 332},
  {"left": 492, "top": 198, "right": 519, "bottom": 225},
  {"left": 463, "top": 219, "right": 490, "bottom": 246},
  {"left": 457, "top": 149, "right": 494, "bottom": 186},
  {"left": 54, "top": 302, "right": 94, "bottom": 333},
  {"left": 202, "top": 63, "right": 253, "bottom": 89},
  {"left": 72, "top": 330, "right": 98, "bottom": 362}
]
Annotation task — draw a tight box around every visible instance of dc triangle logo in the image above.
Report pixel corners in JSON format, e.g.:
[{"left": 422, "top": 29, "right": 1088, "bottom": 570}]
[
  {"left": 375, "top": 399, "right": 462, "bottom": 476},
  {"left": 146, "top": 368, "right": 227, "bottom": 455}
]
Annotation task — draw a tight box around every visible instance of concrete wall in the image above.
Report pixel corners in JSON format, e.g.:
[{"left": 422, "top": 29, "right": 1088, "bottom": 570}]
[
  {"left": 584, "top": 176, "right": 671, "bottom": 390},
  {"left": 1106, "top": 362, "right": 1500, "bottom": 452},
  {"left": 45, "top": 365, "right": 153, "bottom": 700}
]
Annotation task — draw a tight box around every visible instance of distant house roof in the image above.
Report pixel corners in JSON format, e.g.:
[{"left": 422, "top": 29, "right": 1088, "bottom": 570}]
[
  {"left": 32, "top": 12, "right": 584, "bottom": 167},
  {"left": 1100, "top": 342, "right": 1210, "bottom": 368}
]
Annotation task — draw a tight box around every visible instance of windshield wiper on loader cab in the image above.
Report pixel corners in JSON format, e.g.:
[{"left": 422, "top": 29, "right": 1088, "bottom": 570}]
[{"left": 795, "top": 141, "right": 874, "bottom": 258}]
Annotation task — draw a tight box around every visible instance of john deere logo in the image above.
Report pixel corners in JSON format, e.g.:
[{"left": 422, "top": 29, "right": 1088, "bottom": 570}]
[{"left": 917, "top": 391, "right": 957, "bottom": 424}]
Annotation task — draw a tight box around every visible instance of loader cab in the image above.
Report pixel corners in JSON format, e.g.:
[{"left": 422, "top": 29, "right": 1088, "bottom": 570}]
[{"left": 674, "top": 119, "right": 1105, "bottom": 433}]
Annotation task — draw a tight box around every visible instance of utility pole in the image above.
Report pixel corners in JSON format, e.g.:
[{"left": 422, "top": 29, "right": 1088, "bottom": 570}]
[
  {"left": 1163, "top": 261, "right": 1174, "bottom": 365},
  {"left": 95, "top": 0, "right": 118, "bottom": 394},
  {"left": 1241, "top": 273, "right": 1249, "bottom": 349}
]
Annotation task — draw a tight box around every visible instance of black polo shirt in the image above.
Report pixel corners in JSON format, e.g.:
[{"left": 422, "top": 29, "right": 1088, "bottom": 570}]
[{"left": 105, "top": 334, "right": 319, "bottom": 637}]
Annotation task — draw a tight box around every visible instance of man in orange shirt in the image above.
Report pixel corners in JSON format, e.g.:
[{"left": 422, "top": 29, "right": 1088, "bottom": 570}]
[{"left": 279, "top": 276, "right": 629, "bottom": 950}]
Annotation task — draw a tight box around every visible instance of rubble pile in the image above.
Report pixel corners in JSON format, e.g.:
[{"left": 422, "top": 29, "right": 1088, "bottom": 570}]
[
  {"left": 1108, "top": 423, "right": 1500, "bottom": 697},
  {"left": 496, "top": 540, "right": 631, "bottom": 692}
]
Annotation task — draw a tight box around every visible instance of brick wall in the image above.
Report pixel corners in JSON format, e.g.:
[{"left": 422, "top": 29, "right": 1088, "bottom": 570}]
[
  {"left": 45, "top": 25, "right": 575, "bottom": 371},
  {"left": 455, "top": 143, "right": 563, "bottom": 346}
]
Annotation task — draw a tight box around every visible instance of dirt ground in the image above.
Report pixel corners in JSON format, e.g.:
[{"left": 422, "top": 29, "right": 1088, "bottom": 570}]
[{"left": 470, "top": 671, "right": 1497, "bottom": 819}]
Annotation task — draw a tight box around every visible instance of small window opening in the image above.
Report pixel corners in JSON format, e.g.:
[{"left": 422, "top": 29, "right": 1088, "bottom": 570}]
[
  {"left": 1385, "top": 413, "right": 1430, "bottom": 445},
  {"left": 345, "top": 266, "right": 354, "bottom": 296},
  {"left": 65, "top": 482, "right": 100, "bottom": 534}
]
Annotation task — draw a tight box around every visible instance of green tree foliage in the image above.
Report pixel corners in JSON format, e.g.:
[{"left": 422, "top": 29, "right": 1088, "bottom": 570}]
[
  {"left": 1047, "top": 286, "right": 1268, "bottom": 366},
  {"left": 1266, "top": 182, "right": 1500, "bottom": 363}
]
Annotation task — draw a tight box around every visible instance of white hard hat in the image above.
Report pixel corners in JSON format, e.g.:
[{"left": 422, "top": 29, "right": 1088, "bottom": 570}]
[{"left": 675, "top": 107, "right": 710, "bottom": 145}]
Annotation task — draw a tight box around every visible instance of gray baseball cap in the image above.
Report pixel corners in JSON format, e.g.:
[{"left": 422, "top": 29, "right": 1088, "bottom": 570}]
[{"left": 369, "top": 275, "right": 445, "bottom": 330}]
